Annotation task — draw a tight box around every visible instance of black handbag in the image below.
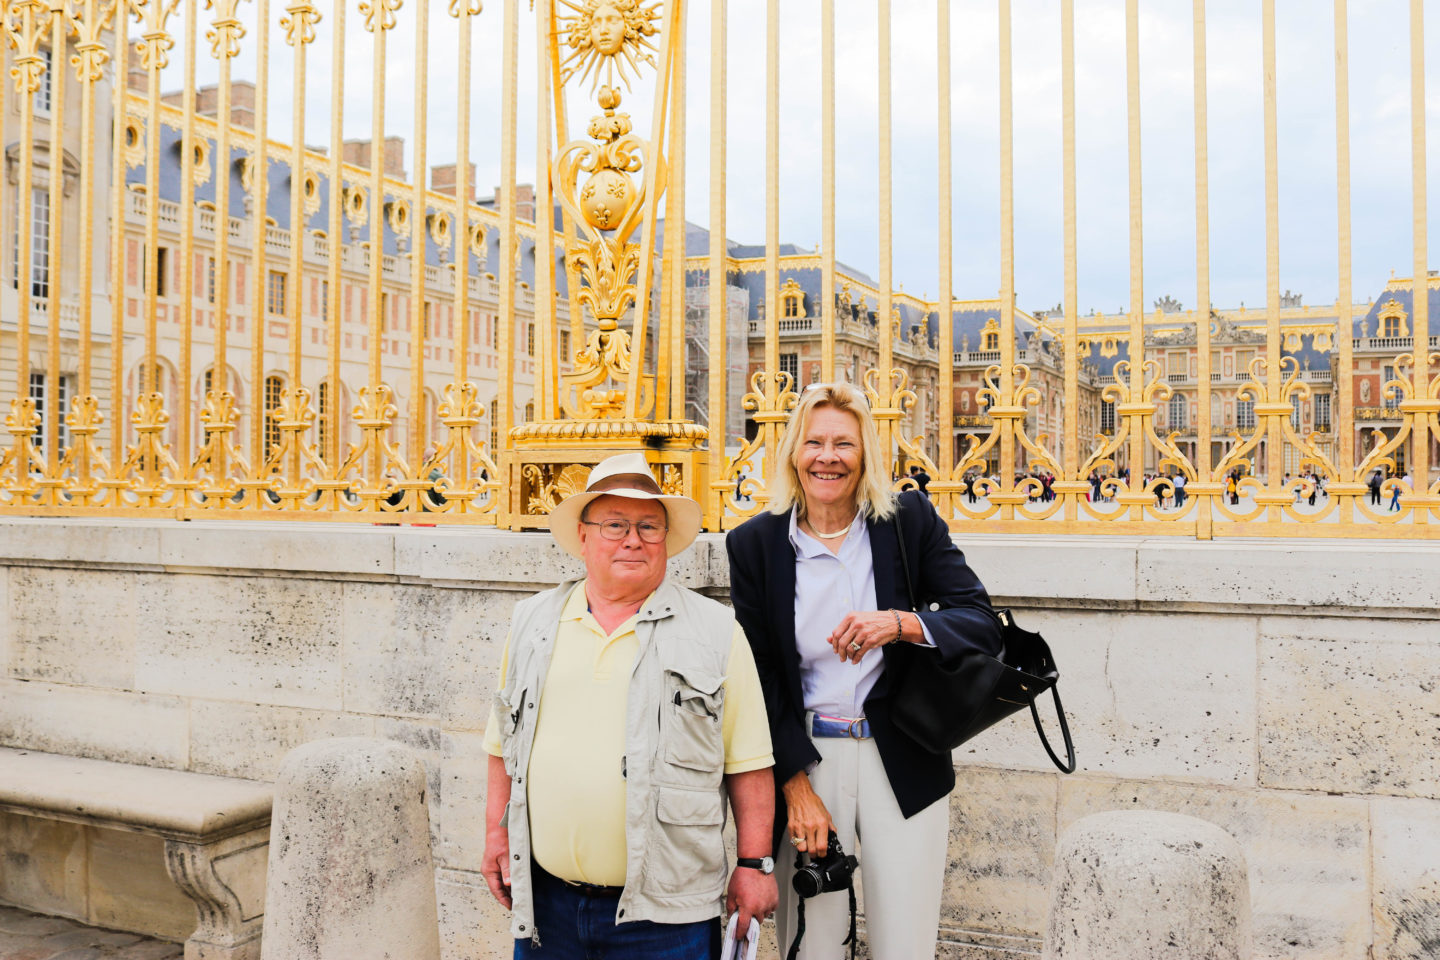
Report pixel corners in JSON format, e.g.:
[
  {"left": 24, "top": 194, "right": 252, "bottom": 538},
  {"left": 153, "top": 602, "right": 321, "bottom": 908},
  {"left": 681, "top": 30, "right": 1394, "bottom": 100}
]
[{"left": 889, "top": 518, "right": 1076, "bottom": 773}]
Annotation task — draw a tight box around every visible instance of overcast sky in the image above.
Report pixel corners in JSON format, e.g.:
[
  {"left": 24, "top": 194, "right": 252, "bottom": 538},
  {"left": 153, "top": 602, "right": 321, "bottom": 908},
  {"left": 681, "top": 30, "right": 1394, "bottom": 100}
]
[{"left": 160, "top": 0, "right": 1439, "bottom": 316}]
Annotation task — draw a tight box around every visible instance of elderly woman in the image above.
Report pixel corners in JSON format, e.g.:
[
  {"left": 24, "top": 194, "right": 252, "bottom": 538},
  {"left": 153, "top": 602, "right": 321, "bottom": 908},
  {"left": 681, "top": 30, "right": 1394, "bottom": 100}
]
[{"left": 726, "top": 382, "right": 1002, "bottom": 960}]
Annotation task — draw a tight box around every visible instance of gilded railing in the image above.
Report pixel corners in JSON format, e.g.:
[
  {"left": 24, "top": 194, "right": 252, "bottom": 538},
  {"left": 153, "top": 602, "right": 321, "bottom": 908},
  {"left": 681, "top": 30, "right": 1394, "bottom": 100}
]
[{"left": 0, "top": 0, "right": 1434, "bottom": 538}]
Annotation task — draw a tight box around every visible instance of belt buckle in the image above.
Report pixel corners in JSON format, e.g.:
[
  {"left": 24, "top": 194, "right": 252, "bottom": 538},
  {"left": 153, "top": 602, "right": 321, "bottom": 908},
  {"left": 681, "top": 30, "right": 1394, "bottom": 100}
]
[{"left": 847, "top": 717, "right": 865, "bottom": 739}]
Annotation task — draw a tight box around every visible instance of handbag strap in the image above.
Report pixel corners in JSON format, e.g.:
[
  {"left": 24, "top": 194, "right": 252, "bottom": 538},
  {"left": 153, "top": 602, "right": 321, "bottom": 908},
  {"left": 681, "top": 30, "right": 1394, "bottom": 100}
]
[
  {"left": 893, "top": 506, "right": 917, "bottom": 612},
  {"left": 1029, "top": 685, "right": 1077, "bottom": 774},
  {"left": 896, "top": 500, "right": 1077, "bottom": 775}
]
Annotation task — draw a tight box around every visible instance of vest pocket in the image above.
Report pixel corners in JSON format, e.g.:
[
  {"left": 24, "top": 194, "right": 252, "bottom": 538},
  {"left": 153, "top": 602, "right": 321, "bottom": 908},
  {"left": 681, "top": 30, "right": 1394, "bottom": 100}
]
[
  {"left": 645, "top": 785, "right": 726, "bottom": 896},
  {"left": 662, "top": 667, "right": 726, "bottom": 774},
  {"left": 497, "top": 684, "right": 529, "bottom": 776}
]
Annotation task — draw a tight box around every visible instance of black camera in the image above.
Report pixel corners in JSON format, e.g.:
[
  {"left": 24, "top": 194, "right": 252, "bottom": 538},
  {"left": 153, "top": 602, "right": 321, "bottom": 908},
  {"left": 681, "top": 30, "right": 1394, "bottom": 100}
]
[{"left": 791, "top": 830, "right": 858, "bottom": 898}]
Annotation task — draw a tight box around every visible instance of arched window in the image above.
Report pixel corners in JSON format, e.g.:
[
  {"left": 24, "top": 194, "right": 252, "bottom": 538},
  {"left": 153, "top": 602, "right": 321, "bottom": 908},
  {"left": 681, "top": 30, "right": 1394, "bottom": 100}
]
[{"left": 264, "top": 375, "right": 284, "bottom": 458}]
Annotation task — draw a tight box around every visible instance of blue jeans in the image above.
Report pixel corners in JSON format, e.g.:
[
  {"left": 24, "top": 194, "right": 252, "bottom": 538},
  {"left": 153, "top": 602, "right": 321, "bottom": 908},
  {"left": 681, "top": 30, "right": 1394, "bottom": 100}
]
[{"left": 515, "top": 864, "right": 720, "bottom": 960}]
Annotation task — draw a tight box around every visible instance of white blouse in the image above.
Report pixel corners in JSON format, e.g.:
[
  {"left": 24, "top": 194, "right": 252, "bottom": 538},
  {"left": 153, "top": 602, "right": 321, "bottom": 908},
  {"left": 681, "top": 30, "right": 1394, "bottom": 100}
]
[{"left": 788, "top": 507, "right": 933, "bottom": 718}]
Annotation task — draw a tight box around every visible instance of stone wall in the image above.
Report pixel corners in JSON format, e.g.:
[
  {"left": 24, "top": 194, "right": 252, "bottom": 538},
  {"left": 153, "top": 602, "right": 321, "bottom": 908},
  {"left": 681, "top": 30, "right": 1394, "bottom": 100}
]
[{"left": 1, "top": 518, "right": 1437, "bottom": 960}]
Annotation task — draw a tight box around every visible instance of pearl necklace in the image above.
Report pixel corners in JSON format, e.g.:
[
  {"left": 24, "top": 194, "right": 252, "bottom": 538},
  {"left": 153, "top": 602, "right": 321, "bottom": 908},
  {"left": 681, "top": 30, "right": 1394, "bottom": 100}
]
[{"left": 805, "top": 512, "right": 857, "bottom": 539}]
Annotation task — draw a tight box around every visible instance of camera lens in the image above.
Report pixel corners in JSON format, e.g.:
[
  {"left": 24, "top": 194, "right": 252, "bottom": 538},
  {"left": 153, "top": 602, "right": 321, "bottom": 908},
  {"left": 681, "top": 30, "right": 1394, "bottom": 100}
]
[{"left": 792, "top": 868, "right": 822, "bottom": 899}]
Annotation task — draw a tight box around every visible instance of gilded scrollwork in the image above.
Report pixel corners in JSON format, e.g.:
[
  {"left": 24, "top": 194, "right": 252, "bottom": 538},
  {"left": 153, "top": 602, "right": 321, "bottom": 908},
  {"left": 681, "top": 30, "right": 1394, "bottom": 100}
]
[
  {"left": 553, "top": 81, "right": 655, "bottom": 421},
  {"left": 424, "top": 380, "right": 501, "bottom": 515},
  {"left": 522, "top": 462, "right": 592, "bottom": 515}
]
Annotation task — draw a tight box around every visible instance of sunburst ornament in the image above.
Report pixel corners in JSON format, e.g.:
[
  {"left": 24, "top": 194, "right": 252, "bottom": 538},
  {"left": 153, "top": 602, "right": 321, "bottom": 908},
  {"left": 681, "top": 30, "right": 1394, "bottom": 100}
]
[{"left": 557, "top": 0, "right": 661, "bottom": 92}]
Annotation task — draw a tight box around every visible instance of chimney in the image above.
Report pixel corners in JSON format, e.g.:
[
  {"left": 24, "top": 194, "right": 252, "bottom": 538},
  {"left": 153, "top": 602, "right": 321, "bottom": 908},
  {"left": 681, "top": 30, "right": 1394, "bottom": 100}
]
[
  {"left": 165, "top": 83, "right": 258, "bottom": 130},
  {"left": 343, "top": 136, "right": 407, "bottom": 179},
  {"left": 494, "top": 183, "right": 536, "bottom": 222},
  {"left": 432, "top": 162, "right": 476, "bottom": 200},
  {"left": 227, "top": 81, "right": 257, "bottom": 130},
  {"left": 128, "top": 65, "right": 148, "bottom": 93}
]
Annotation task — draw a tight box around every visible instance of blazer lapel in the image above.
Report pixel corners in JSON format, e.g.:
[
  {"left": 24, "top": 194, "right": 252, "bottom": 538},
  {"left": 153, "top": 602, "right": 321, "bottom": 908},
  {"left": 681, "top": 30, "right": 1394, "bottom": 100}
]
[
  {"left": 767, "top": 514, "right": 804, "bottom": 716},
  {"left": 867, "top": 511, "right": 901, "bottom": 610}
]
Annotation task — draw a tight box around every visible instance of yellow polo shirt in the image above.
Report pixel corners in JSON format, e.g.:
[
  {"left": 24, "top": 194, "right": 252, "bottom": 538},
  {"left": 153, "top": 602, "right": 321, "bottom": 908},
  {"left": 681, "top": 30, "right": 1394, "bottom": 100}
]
[{"left": 483, "top": 581, "right": 773, "bottom": 886}]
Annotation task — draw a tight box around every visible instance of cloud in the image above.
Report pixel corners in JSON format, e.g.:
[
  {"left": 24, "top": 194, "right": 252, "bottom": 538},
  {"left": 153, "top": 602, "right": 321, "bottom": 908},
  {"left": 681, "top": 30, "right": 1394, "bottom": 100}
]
[{"left": 154, "top": 0, "right": 1438, "bottom": 314}]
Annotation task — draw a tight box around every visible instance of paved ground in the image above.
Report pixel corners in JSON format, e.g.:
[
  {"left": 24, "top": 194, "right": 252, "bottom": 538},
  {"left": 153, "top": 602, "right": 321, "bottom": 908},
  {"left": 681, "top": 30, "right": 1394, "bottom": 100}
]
[{"left": 0, "top": 906, "right": 181, "bottom": 960}]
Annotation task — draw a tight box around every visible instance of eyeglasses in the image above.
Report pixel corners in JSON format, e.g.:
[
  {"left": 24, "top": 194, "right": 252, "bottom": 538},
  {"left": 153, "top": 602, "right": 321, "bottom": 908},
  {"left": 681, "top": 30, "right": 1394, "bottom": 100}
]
[{"left": 583, "top": 519, "right": 669, "bottom": 543}]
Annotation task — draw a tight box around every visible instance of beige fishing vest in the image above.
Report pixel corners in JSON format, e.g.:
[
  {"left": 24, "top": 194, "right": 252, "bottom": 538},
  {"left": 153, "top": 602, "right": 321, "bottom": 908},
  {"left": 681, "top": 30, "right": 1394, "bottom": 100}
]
[{"left": 494, "top": 578, "right": 737, "bottom": 942}]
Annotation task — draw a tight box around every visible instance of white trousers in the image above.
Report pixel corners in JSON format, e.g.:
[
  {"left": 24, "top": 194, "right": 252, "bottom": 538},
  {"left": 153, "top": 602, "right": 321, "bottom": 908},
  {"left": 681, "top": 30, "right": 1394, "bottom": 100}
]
[{"left": 774, "top": 735, "right": 950, "bottom": 960}]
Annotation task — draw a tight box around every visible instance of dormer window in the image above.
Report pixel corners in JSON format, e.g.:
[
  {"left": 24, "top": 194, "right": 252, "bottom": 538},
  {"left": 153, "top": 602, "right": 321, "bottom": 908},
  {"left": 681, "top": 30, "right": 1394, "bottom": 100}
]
[
  {"left": 980, "top": 317, "right": 1000, "bottom": 352},
  {"left": 1377, "top": 298, "right": 1408, "bottom": 338},
  {"left": 780, "top": 278, "right": 804, "bottom": 319}
]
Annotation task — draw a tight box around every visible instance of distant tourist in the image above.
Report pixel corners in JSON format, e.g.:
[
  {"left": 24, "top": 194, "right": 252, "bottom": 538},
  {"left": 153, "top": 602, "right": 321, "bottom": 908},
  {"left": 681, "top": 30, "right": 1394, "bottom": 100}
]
[
  {"left": 908, "top": 464, "right": 931, "bottom": 493},
  {"left": 1390, "top": 472, "right": 1408, "bottom": 512}
]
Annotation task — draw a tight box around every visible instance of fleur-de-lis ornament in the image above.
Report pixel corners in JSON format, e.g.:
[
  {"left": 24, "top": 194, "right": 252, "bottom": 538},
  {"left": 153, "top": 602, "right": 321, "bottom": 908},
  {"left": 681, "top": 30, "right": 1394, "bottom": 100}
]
[
  {"left": 130, "top": 0, "right": 182, "bottom": 71},
  {"left": 7, "top": 0, "right": 56, "bottom": 96},
  {"left": 280, "top": 0, "right": 319, "bottom": 46},
  {"left": 204, "top": 0, "right": 246, "bottom": 59},
  {"left": 358, "top": 0, "right": 400, "bottom": 33},
  {"left": 68, "top": 0, "right": 118, "bottom": 83}
]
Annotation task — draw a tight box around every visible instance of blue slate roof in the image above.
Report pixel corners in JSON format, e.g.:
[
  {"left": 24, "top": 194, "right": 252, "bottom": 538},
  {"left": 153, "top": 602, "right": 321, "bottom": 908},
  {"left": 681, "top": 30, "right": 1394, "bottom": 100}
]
[
  {"left": 131, "top": 115, "right": 573, "bottom": 297},
  {"left": 1355, "top": 280, "right": 1440, "bottom": 337}
]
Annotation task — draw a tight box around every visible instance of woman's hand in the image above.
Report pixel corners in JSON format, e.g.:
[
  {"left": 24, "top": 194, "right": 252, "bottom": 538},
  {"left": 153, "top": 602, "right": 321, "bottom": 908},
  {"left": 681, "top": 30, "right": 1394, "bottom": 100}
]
[
  {"left": 828, "top": 610, "right": 922, "bottom": 663},
  {"left": 782, "top": 771, "right": 834, "bottom": 857}
]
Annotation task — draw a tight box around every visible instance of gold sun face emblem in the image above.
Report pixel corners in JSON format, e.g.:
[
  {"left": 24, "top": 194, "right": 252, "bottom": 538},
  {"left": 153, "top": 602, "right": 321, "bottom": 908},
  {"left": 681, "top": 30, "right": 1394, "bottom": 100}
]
[{"left": 557, "top": 0, "right": 661, "bottom": 92}]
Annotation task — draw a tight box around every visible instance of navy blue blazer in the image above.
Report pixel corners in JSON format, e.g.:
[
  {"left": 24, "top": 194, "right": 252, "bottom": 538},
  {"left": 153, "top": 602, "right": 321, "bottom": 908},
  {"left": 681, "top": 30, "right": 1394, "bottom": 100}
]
[{"left": 726, "top": 490, "right": 1003, "bottom": 843}]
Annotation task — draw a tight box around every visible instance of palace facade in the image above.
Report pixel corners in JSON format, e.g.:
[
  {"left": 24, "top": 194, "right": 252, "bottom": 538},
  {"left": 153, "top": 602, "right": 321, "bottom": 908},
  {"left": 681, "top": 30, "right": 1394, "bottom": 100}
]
[{"left": 2, "top": 29, "right": 1437, "bottom": 484}]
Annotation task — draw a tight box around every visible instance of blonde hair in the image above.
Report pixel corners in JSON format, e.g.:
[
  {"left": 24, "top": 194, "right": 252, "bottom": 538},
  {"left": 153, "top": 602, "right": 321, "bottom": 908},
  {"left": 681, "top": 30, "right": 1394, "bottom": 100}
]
[{"left": 768, "top": 382, "right": 896, "bottom": 520}]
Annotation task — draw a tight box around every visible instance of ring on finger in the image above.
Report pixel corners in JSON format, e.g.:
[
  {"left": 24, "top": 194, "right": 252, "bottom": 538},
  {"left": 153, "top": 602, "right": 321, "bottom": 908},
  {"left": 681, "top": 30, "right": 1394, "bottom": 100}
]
[
  {"left": 790, "top": 835, "right": 803, "bottom": 847},
  {"left": 848, "top": 640, "right": 862, "bottom": 652}
]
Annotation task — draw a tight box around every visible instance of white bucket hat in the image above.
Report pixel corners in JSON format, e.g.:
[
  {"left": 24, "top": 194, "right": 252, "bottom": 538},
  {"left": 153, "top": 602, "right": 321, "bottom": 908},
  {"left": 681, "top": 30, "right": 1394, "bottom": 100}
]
[{"left": 549, "top": 453, "right": 703, "bottom": 559}]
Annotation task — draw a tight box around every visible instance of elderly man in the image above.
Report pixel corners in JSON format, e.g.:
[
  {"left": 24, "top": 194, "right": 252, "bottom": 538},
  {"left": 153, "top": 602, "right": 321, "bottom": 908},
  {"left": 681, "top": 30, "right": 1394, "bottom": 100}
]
[{"left": 482, "top": 453, "right": 778, "bottom": 958}]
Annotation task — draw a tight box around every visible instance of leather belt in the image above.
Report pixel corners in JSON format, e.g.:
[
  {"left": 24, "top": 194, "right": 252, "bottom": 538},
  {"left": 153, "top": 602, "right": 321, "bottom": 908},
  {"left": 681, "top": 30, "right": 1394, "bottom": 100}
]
[
  {"left": 561, "top": 879, "right": 624, "bottom": 899},
  {"left": 810, "top": 712, "right": 872, "bottom": 739}
]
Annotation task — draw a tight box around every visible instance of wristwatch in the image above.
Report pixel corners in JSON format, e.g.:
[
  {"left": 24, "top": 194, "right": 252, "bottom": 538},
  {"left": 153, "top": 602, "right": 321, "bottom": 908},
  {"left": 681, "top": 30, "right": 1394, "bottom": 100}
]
[{"left": 735, "top": 856, "right": 775, "bottom": 875}]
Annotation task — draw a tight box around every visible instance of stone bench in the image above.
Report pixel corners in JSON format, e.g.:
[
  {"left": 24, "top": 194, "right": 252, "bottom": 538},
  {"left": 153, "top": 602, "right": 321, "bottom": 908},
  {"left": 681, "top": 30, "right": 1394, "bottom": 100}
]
[{"left": 0, "top": 746, "right": 272, "bottom": 960}]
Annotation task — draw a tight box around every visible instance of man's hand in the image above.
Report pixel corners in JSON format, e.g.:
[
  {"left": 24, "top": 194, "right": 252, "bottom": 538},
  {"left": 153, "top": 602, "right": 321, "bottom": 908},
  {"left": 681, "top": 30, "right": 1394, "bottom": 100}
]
[
  {"left": 481, "top": 825, "right": 513, "bottom": 909},
  {"left": 726, "top": 866, "right": 778, "bottom": 941},
  {"left": 483, "top": 754, "right": 514, "bottom": 910},
  {"left": 725, "top": 766, "right": 778, "bottom": 939}
]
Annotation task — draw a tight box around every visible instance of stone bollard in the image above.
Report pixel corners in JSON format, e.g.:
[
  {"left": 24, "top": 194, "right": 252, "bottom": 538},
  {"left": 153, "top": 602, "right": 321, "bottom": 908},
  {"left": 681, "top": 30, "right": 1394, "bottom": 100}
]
[
  {"left": 261, "top": 738, "right": 441, "bottom": 960},
  {"left": 1042, "top": 810, "right": 1251, "bottom": 960}
]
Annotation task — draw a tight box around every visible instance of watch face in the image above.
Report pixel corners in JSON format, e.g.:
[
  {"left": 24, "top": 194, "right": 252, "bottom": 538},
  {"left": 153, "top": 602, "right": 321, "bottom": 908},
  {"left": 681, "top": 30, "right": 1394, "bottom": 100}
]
[{"left": 761, "top": 856, "right": 775, "bottom": 874}]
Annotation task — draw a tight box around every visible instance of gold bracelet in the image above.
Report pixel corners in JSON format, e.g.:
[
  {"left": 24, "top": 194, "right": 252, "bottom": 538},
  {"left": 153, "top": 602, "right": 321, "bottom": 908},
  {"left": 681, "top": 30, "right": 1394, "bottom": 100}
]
[{"left": 891, "top": 609, "right": 903, "bottom": 643}]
